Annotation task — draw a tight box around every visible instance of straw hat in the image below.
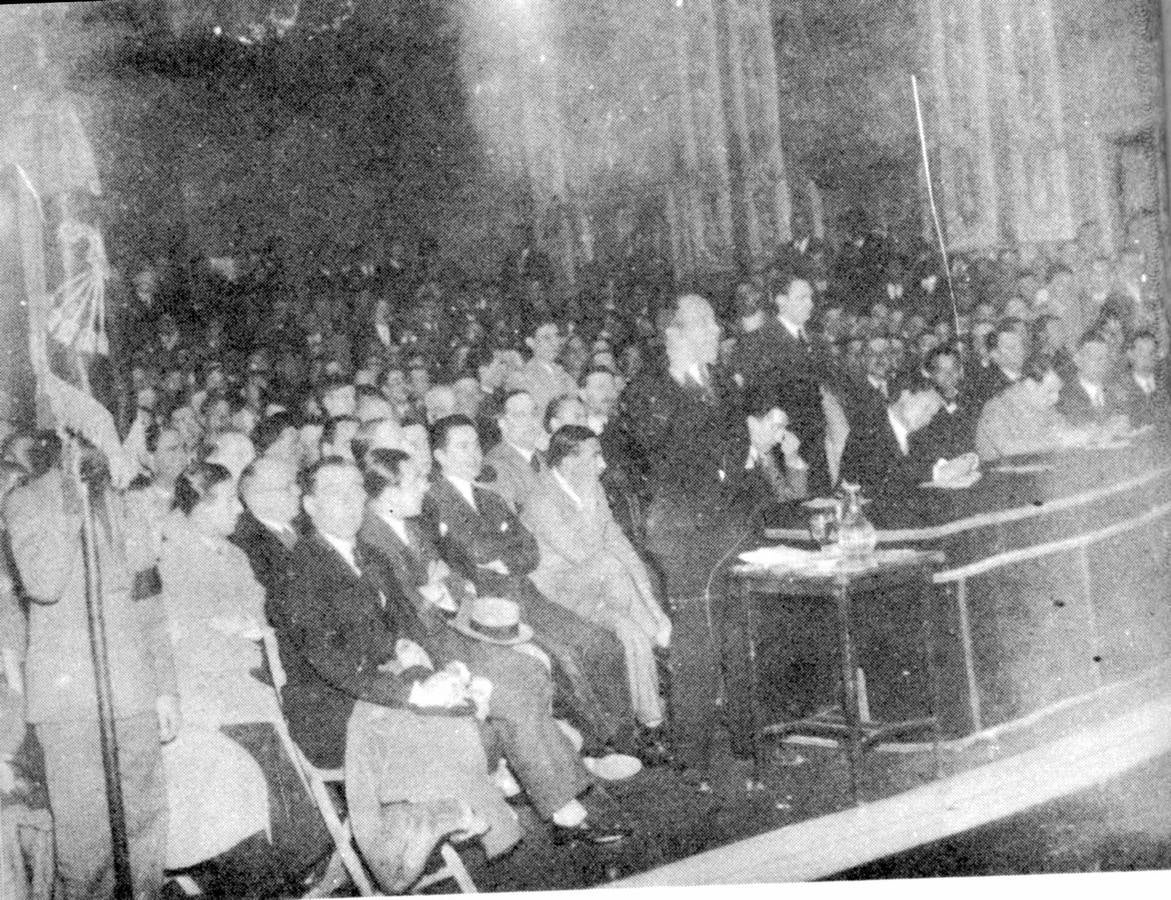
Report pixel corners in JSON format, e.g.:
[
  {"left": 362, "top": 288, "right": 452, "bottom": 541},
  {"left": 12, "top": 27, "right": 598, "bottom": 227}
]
[{"left": 449, "top": 596, "right": 533, "bottom": 646}]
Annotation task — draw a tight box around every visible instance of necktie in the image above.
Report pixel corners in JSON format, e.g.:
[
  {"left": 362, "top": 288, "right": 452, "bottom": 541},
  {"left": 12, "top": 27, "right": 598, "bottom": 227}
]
[{"left": 530, "top": 453, "right": 541, "bottom": 474}]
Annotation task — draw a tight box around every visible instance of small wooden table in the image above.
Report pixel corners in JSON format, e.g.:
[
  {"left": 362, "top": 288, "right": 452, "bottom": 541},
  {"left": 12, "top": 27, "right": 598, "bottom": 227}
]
[{"left": 727, "top": 549, "right": 945, "bottom": 804}]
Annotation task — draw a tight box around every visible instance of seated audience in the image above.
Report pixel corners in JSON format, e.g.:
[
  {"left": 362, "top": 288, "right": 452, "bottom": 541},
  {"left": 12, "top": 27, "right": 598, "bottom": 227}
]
[
  {"left": 743, "top": 390, "right": 810, "bottom": 504},
  {"left": 320, "top": 414, "right": 361, "bottom": 461},
  {"left": 975, "top": 356, "right": 1108, "bottom": 460},
  {"left": 1115, "top": 331, "right": 1169, "bottom": 428},
  {"left": 544, "top": 394, "right": 588, "bottom": 435},
  {"left": 840, "top": 384, "right": 972, "bottom": 497},
  {"left": 970, "top": 319, "right": 1027, "bottom": 408},
  {"left": 271, "top": 458, "right": 521, "bottom": 890},
  {"left": 523, "top": 427, "right": 672, "bottom": 759},
  {"left": 203, "top": 429, "right": 256, "bottom": 482},
  {"left": 159, "top": 462, "right": 330, "bottom": 894},
  {"left": 423, "top": 384, "right": 457, "bottom": 424},
  {"left": 915, "top": 345, "right": 978, "bottom": 460},
  {"left": 1058, "top": 330, "right": 1124, "bottom": 426},
  {"left": 355, "top": 385, "right": 394, "bottom": 423},
  {"left": 358, "top": 448, "right": 633, "bottom": 837},
  {"left": 484, "top": 390, "right": 545, "bottom": 514},
  {"left": 254, "top": 412, "right": 301, "bottom": 464},
  {"left": 424, "top": 415, "right": 641, "bottom": 762},
  {"left": 578, "top": 366, "right": 620, "bottom": 436}
]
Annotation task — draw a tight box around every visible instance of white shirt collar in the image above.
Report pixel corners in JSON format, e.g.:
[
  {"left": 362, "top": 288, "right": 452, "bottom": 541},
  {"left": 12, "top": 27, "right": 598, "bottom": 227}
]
[
  {"left": 321, "top": 532, "right": 360, "bottom": 574},
  {"left": 445, "top": 473, "right": 478, "bottom": 510},
  {"left": 1079, "top": 378, "right": 1105, "bottom": 406},
  {"left": 999, "top": 366, "right": 1021, "bottom": 382},
  {"left": 886, "top": 408, "right": 911, "bottom": 456},
  {"left": 377, "top": 510, "right": 411, "bottom": 546},
  {"left": 671, "top": 362, "right": 706, "bottom": 387},
  {"left": 507, "top": 441, "right": 535, "bottom": 464},
  {"left": 552, "top": 469, "right": 584, "bottom": 510},
  {"left": 778, "top": 315, "right": 803, "bottom": 341},
  {"left": 257, "top": 516, "right": 296, "bottom": 537},
  {"left": 1134, "top": 371, "right": 1156, "bottom": 394},
  {"left": 867, "top": 375, "right": 889, "bottom": 396}
]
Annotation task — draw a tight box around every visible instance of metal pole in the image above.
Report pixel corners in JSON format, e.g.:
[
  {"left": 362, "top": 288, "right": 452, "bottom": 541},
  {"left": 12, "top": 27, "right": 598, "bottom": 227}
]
[
  {"left": 69, "top": 436, "right": 133, "bottom": 898},
  {"left": 910, "top": 74, "right": 961, "bottom": 337}
]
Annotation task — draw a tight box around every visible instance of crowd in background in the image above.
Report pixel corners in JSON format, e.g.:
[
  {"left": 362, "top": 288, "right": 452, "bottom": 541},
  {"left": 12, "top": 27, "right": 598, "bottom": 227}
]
[{"left": 2, "top": 213, "right": 1169, "bottom": 899}]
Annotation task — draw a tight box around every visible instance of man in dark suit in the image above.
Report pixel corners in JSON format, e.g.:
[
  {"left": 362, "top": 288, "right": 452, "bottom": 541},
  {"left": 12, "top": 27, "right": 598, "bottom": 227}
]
[
  {"left": 357, "top": 448, "right": 630, "bottom": 843},
  {"left": 730, "top": 273, "right": 832, "bottom": 494},
  {"left": 276, "top": 458, "right": 626, "bottom": 846},
  {"left": 1058, "top": 330, "right": 1125, "bottom": 427},
  {"left": 839, "top": 385, "right": 947, "bottom": 500},
  {"left": 232, "top": 457, "right": 304, "bottom": 629},
  {"left": 424, "top": 415, "right": 641, "bottom": 762},
  {"left": 482, "top": 389, "right": 545, "bottom": 514},
  {"left": 842, "top": 333, "right": 896, "bottom": 426},
  {"left": 1114, "top": 331, "right": 1170, "bottom": 429},
  {"left": 611, "top": 295, "right": 787, "bottom": 779},
  {"left": 915, "top": 345, "right": 978, "bottom": 461},
  {"left": 970, "top": 319, "right": 1026, "bottom": 410}
]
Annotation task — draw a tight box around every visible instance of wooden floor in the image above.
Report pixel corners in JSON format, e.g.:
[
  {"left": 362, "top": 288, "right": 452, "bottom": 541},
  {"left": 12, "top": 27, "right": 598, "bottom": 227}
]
[{"left": 612, "top": 667, "right": 1171, "bottom": 887}]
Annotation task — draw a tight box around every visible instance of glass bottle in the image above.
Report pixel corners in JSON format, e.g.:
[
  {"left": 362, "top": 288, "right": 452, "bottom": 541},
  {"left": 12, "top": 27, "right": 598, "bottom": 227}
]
[{"left": 836, "top": 482, "right": 877, "bottom": 567}]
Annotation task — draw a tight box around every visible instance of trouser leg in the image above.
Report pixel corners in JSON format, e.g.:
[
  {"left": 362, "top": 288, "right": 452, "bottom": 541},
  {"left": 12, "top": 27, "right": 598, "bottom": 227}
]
[
  {"left": 509, "top": 580, "right": 635, "bottom": 751},
  {"left": 465, "top": 644, "right": 591, "bottom": 818},
  {"left": 608, "top": 617, "right": 664, "bottom": 728},
  {"left": 37, "top": 713, "right": 165, "bottom": 900},
  {"left": 647, "top": 515, "right": 748, "bottom": 771}
]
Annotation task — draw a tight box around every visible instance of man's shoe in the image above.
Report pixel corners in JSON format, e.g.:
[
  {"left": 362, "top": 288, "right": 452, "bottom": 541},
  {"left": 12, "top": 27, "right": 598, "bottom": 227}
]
[
  {"left": 549, "top": 819, "right": 632, "bottom": 848},
  {"left": 635, "top": 729, "right": 675, "bottom": 767},
  {"left": 583, "top": 753, "right": 642, "bottom": 781}
]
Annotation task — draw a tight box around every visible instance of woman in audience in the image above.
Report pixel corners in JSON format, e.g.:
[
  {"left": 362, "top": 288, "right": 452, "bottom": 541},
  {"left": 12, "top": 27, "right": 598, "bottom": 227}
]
[{"left": 160, "top": 462, "right": 331, "bottom": 896}]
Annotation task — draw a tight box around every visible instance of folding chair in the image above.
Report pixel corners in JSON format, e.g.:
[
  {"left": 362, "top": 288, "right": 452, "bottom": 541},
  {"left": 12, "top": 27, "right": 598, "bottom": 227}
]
[{"left": 261, "top": 631, "right": 477, "bottom": 895}]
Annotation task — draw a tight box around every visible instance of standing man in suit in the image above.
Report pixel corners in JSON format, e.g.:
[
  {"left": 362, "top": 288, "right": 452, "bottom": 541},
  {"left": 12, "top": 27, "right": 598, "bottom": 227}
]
[
  {"left": 523, "top": 426, "right": 673, "bottom": 762},
  {"left": 1114, "top": 331, "right": 1169, "bottom": 429},
  {"left": 612, "top": 295, "right": 770, "bottom": 779},
  {"left": 4, "top": 440, "right": 179, "bottom": 899},
  {"left": 483, "top": 389, "right": 545, "bottom": 514},
  {"left": 507, "top": 319, "right": 576, "bottom": 422},
  {"left": 425, "top": 415, "right": 640, "bottom": 762},
  {"left": 730, "top": 273, "right": 832, "bottom": 494}
]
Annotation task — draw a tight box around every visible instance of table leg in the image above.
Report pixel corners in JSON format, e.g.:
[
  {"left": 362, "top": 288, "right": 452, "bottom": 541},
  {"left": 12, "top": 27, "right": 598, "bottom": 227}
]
[{"left": 834, "top": 581, "right": 862, "bottom": 805}]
